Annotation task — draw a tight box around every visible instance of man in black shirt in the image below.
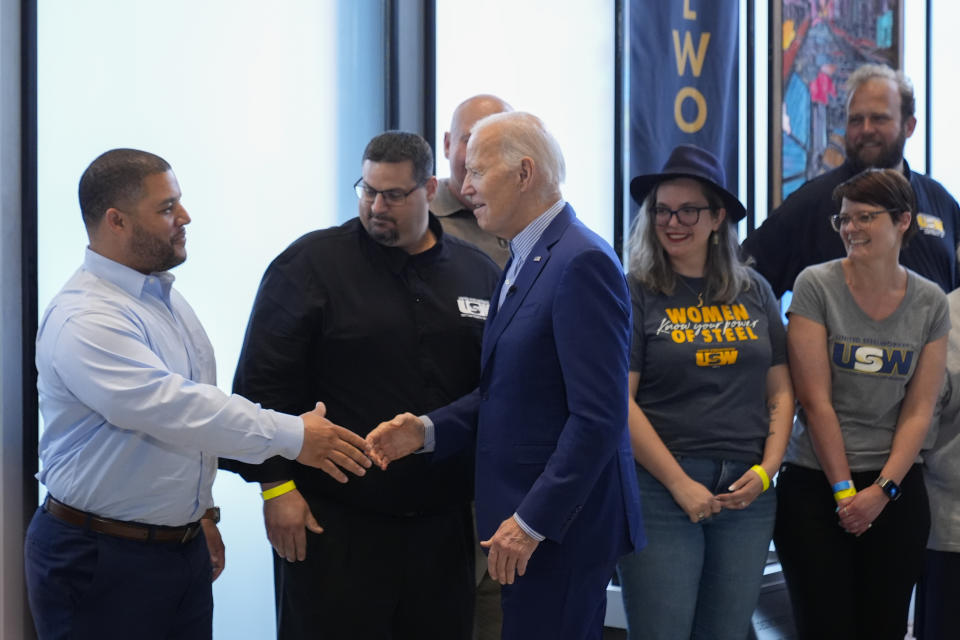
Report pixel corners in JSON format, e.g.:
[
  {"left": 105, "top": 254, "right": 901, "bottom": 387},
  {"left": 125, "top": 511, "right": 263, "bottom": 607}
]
[
  {"left": 221, "top": 131, "right": 500, "bottom": 639},
  {"left": 744, "top": 64, "right": 960, "bottom": 296}
]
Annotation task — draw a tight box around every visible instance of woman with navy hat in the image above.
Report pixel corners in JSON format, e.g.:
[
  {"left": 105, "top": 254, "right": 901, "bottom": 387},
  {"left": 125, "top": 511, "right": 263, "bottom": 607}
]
[{"left": 616, "top": 144, "right": 794, "bottom": 639}]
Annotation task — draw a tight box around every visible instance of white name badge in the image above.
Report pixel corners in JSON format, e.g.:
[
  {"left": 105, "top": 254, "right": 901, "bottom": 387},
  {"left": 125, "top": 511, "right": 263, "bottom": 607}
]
[{"left": 457, "top": 297, "right": 490, "bottom": 320}]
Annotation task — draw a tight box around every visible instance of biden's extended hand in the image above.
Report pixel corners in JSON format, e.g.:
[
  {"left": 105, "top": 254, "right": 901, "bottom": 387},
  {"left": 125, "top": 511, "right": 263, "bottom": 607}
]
[
  {"left": 296, "top": 402, "right": 372, "bottom": 482},
  {"left": 481, "top": 517, "right": 541, "bottom": 585},
  {"left": 365, "top": 412, "right": 425, "bottom": 470}
]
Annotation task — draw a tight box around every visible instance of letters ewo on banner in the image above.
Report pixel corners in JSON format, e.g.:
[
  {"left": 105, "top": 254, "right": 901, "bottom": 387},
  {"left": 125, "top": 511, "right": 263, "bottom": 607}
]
[{"left": 629, "top": 0, "right": 739, "bottom": 211}]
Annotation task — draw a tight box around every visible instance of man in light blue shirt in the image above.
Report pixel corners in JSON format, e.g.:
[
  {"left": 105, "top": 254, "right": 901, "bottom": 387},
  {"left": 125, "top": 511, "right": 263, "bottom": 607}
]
[{"left": 24, "top": 148, "right": 372, "bottom": 640}]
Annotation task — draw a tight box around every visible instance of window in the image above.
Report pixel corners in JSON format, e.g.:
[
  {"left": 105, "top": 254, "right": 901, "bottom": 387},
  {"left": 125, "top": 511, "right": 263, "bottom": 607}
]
[{"left": 434, "top": 0, "right": 616, "bottom": 242}]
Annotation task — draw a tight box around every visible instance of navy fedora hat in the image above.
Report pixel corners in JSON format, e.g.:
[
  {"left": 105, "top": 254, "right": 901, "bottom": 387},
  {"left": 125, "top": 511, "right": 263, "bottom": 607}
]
[{"left": 629, "top": 144, "right": 746, "bottom": 223}]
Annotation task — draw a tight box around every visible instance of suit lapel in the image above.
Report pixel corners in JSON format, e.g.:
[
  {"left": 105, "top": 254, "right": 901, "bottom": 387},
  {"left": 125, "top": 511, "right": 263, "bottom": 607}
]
[{"left": 480, "top": 206, "right": 575, "bottom": 370}]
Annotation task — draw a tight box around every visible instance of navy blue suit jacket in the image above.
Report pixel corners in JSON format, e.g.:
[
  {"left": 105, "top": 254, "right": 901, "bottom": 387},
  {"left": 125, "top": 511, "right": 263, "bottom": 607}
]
[{"left": 429, "top": 204, "right": 645, "bottom": 572}]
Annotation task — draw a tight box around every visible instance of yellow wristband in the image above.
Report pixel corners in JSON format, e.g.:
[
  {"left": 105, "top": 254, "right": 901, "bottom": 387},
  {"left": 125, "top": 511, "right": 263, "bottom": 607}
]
[
  {"left": 261, "top": 480, "right": 297, "bottom": 501},
  {"left": 834, "top": 487, "right": 857, "bottom": 502},
  {"left": 750, "top": 465, "right": 771, "bottom": 492}
]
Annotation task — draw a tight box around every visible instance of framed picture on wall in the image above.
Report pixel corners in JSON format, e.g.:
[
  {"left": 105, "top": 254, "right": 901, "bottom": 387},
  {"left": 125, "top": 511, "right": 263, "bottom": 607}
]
[{"left": 769, "top": 0, "right": 904, "bottom": 208}]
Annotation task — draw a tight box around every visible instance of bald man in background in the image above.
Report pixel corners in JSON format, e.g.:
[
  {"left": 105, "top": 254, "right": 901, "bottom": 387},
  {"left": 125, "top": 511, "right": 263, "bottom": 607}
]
[{"left": 433, "top": 94, "right": 513, "bottom": 269}]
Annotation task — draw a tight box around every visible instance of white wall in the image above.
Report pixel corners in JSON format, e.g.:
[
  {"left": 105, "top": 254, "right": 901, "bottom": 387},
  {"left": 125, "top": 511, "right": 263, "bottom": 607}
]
[
  {"left": 434, "top": 0, "right": 616, "bottom": 244},
  {"left": 903, "top": 0, "right": 928, "bottom": 174},
  {"left": 930, "top": 2, "right": 960, "bottom": 194}
]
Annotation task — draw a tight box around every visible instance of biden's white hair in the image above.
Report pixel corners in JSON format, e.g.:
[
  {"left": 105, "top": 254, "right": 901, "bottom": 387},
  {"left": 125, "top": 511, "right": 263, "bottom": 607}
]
[{"left": 471, "top": 111, "right": 565, "bottom": 192}]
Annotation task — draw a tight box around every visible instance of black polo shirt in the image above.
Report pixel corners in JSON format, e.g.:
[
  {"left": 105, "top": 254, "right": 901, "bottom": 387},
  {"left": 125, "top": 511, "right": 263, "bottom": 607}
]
[{"left": 221, "top": 215, "right": 501, "bottom": 516}]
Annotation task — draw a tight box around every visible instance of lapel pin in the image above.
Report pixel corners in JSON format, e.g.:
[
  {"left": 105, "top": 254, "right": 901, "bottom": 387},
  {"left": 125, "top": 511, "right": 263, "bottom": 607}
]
[{"left": 533, "top": 256, "right": 542, "bottom": 262}]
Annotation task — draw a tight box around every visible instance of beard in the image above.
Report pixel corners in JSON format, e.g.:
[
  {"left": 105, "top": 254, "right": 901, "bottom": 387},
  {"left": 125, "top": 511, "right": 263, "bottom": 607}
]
[
  {"left": 130, "top": 222, "right": 185, "bottom": 273},
  {"left": 845, "top": 126, "right": 908, "bottom": 172},
  {"left": 362, "top": 213, "right": 400, "bottom": 246},
  {"left": 367, "top": 228, "right": 398, "bottom": 246}
]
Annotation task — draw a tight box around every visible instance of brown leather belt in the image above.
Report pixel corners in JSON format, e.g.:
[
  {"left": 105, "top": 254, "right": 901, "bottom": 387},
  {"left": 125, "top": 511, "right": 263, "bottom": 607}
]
[{"left": 44, "top": 496, "right": 202, "bottom": 544}]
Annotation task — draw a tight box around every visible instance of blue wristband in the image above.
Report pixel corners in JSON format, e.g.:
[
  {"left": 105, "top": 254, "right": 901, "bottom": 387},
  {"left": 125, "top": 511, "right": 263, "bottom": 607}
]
[{"left": 832, "top": 480, "right": 854, "bottom": 493}]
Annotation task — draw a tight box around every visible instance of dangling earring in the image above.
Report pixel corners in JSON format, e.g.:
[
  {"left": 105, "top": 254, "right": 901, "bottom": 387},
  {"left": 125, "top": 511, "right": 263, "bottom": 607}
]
[{"left": 711, "top": 231, "right": 719, "bottom": 246}]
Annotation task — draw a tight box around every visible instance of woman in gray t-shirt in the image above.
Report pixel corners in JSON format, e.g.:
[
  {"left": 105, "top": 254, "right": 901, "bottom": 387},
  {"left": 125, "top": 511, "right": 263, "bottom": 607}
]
[
  {"left": 616, "top": 145, "right": 795, "bottom": 640},
  {"left": 774, "top": 168, "right": 949, "bottom": 640}
]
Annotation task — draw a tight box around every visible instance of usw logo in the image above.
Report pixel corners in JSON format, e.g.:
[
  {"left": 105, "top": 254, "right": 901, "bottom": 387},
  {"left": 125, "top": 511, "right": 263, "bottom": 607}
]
[
  {"left": 832, "top": 342, "right": 914, "bottom": 376},
  {"left": 696, "top": 348, "right": 738, "bottom": 367}
]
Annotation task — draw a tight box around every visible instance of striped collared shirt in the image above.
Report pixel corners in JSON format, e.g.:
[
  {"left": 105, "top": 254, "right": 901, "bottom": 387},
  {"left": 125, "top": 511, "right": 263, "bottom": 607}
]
[{"left": 497, "top": 199, "right": 565, "bottom": 310}]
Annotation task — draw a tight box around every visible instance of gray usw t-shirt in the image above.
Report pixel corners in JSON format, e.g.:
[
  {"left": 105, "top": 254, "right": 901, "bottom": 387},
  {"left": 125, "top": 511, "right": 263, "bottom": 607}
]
[
  {"left": 631, "top": 268, "right": 787, "bottom": 462},
  {"left": 785, "top": 260, "right": 949, "bottom": 472}
]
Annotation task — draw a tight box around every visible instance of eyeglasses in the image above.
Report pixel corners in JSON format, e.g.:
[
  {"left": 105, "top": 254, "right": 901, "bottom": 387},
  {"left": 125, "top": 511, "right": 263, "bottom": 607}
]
[
  {"left": 829, "top": 208, "right": 898, "bottom": 232},
  {"left": 353, "top": 178, "right": 423, "bottom": 206},
  {"left": 652, "top": 205, "right": 713, "bottom": 227}
]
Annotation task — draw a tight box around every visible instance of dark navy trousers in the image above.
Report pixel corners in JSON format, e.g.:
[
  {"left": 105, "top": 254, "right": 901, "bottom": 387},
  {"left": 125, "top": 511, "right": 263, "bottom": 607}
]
[{"left": 24, "top": 506, "right": 213, "bottom": 640}]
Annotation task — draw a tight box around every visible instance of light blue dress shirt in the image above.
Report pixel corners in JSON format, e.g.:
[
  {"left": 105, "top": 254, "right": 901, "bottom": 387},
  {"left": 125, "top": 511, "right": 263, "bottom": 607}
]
[
  {"left": 36, "top": 249, "right": 304, "bottom": 526},
  {"left": 425, "top": 200, "right": 565, "bottom": 542},
  {"left": 496, "top": 199, "right": 566, "bottom": 310}
]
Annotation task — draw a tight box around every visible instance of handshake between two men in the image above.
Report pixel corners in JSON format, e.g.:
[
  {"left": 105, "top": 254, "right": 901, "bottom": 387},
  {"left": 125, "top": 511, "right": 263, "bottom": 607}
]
[
  {"left": 299, "top": 407, "right": 540, "bottom": 586},
  {"left": 298, "top": 404, "right": 423, "bottom": 479},
  {"left": 296, "top": 402, "right": 422, "bottom": 481},
  {"left": 296, "top": 401, "right": 374, "bottom": 482}
]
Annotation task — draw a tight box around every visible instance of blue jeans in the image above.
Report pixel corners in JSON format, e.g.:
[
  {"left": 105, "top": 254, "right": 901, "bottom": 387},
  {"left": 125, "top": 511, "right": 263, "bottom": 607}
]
[{"left": 616, "top": 457, "right": 775, "bottom": 640}]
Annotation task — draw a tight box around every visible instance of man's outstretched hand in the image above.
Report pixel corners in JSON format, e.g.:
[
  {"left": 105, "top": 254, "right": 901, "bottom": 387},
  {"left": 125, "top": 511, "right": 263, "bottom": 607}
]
[
  {"left": 296, "top": 402, "right": 372, "bottom": 482},
  {"left": 365, "top": 412, "right": 425, "bottom": 470}
]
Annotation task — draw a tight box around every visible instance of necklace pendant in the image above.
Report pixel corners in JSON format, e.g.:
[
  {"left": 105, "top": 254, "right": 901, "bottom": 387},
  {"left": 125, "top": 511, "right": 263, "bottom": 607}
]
[{"left": 678, "top": 276, "right": 705, "bottom": 307}]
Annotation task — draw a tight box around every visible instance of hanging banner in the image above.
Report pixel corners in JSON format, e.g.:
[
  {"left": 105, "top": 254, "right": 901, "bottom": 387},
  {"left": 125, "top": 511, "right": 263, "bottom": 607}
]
[{"left": 630, "top": 0, "right": 740, "bottom": 208}]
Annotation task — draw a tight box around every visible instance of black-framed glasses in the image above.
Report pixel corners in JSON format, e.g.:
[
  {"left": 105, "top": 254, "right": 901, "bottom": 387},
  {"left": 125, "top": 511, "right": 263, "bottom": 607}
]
[
  {"left": 353, "top": 178, "right": 424, "bottom": 206},
  {"left": 652, "top": 205, "right": 712, "bottom": 227},
  {"left": 829, "top": 208, "right": 898, "bottom": 233}
]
